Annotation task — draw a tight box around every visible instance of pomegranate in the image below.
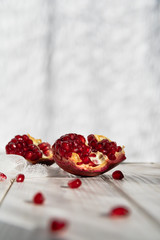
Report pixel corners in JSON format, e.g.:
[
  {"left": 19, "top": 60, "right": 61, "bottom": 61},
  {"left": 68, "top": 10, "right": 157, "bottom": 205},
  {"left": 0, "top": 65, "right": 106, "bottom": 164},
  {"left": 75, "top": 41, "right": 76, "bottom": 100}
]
[
  {"left": 52, "top": 133, "right": 126, "bottom": 177},
  {"left": 5, "top": 134, "right": 54, "bottom": 165}
]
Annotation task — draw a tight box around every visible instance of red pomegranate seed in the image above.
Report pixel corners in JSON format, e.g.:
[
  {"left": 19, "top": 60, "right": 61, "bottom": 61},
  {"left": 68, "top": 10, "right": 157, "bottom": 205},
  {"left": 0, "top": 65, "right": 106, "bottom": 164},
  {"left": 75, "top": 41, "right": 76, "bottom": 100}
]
[
  {"left": 0, "top": 172, "right": 7, "bottom": 181},
  {"left": 112, "top": 170, "right": 124, "bottom": 180},
  {"left": 50, "top": 218, "right": 68, "bottom": 232},
  {"left": 68, "top": 178, "right": 82, "bottom": 188},
  {"left": 16, "top": 174, "right": 25, "bottom": 182},
  {"left": 33, "top": 192, "right": 45, "bottom": 205},
  {"left": 109, "top": 206, "right": 130, "bottom": 217}
]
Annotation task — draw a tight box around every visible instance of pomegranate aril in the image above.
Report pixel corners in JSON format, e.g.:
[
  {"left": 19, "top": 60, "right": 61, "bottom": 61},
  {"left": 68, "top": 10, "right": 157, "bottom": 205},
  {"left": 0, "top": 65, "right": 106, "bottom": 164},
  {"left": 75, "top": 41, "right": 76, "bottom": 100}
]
[
  {"left": 25, "top": 151, "right": 33, "bottom": 160},
  {"left": 109, "top": 206, "right": 129, "bottom": 217},
  {"left": 33, "top": 192, "right": 45, "bottom": 205},
  {"left": 26, "top": 139, "right": 33, "bottom": 145},
  {"left": 61, "top": 142, "right": 70, "bottom": 151},
  {"left": 79, "top": 135, "right": 85, "bottom": 143},
  {"left": 87, "top": 134, "right": 96, "bottom": 143},
  {"left": 22, "top": 134, "right": 29, "bottom": 141},
  {"left": 77, "top": 161, "right": 83, "bottom": 165},
  {"left": 16, "top": 174, "right": 25, "bottom": 182},
  {"left": 82, "top": 156, "right": 90, "bottom": 164},
  {"left": 50, "top": 219, "right": 68, "bottom": 232},
  {"left": 0, "top": 172, "right": 7, "bottom": 181},
  {"left": 90, "top": 153, "right": 96, "bottom": 157},
  {"left": 68, "top": 178, "right": 82, "bottom": 188},
  {"left": 112, "top": 170, "right": 124, "bottom": 180},
  {"left": 108, "top": 154, "right": 116, "bottom": 160},
  {"left": 117, "top": 146, "right": 122, "bottom": 152}
]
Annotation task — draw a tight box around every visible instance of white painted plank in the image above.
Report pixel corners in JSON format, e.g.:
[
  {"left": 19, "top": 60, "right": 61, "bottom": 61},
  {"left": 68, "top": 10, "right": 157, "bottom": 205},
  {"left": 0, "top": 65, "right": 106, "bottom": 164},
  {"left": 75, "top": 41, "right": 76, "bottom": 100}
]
[
  {"left": 0, "top": 173, "right": 160, "bottom": 240},
  {"left": 105, "top": 163, "right": 160, "bottom": 224},
  {"left": 0, "top": 178, "right": 13, "bottom": 204}
]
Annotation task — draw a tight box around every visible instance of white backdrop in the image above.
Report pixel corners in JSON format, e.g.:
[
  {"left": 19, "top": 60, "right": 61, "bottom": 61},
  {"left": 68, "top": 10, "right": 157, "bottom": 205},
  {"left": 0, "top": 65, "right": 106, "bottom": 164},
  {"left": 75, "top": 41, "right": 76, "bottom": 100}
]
[{"left": 0, "top": 0, "right": 160, "bottom": 162}]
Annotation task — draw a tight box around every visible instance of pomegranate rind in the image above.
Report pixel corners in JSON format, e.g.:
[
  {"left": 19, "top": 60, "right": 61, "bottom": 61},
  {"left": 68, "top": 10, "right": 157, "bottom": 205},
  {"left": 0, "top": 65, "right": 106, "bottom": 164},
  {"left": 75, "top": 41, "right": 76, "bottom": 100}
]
[{"left": 52, "top": 134, "right": 126, "bottom": 177}]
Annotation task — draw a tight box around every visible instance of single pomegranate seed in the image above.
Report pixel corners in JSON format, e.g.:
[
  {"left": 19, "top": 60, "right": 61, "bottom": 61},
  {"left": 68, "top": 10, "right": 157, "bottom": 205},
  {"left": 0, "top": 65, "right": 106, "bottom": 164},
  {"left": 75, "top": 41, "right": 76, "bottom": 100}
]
[
  {"left": 68, "top": 178, "right": 82, "bottom": 188},
  {"left": 16, "top": 174, "right": 25, "bottom": 182},
  {"left": 0, "top": 172, "right": 7, "bottom": 181},
  {"left": 117, "top": 146, "right": 122, "bottom": 152},
  {"left": 108, "top": 154, "right": 116, "bottom": 160},
  {"left": 112, "top": 170, "right": 124, "bottom": 180},
  {"left": 109, "top": 206, "right": 130, "bottom": 217},
  {"left": 90, "top": 153, "right": 96, "bottom": 157},
  {"left": 33, "top": 192, "right": 45, "bottom": 205},
  {"left": 50, "top": 218, "right": 68, "bottom": 232}
]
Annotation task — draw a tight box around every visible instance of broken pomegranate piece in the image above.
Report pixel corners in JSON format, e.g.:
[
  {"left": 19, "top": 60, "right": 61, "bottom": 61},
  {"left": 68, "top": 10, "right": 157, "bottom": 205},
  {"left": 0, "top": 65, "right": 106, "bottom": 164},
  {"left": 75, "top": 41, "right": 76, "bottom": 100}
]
[
  {"left": 52, "top": 133, "right": 126, "bottom": 176},
  {"left": 5, "top": 134, "right": 54, "bottom": 165}
]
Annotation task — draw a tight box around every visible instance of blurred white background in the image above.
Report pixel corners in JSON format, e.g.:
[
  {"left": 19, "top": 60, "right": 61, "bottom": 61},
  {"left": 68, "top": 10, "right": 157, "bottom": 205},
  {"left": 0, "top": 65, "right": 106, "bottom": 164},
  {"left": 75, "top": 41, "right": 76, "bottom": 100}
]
[{"left": 0, "top": 0, "right": 160, "bottom": 162}]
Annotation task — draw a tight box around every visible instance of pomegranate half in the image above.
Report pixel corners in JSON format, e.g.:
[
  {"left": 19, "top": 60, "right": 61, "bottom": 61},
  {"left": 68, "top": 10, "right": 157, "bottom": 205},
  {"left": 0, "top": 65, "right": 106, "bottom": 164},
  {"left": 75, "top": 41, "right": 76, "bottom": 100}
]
[
  {"left": 52, "top": 133, "right": 126, "bottom": 176},
  {"left": 5, "top": 134, "right": 54, "bottom": 165}
]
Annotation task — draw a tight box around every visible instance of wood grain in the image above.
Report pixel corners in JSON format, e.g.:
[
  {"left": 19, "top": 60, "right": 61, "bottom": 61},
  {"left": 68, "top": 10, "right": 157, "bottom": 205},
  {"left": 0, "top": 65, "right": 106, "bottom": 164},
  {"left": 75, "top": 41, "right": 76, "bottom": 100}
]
[{"left": 0, "top": 163, "right": 160, "bottom": 240}]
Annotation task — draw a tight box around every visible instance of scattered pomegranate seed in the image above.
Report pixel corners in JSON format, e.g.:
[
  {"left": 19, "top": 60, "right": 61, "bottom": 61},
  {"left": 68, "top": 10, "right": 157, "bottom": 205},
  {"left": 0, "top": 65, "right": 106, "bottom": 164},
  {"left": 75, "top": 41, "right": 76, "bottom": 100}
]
[
  {"left": 68, "top": 178, "right": 82, "bottom": 188},
  {"left": 112, "top": 170, "right": 124, "bottom": 180},
  {"left": 16, "top": 174, "right": 25, "bottom": 182},
  {"left": 109, "top": 206, "right": 130, "bottom": 217},
  {"left": 50, "top": 218, "right": 68, "bottom": 232},
  {"left": 0, "top": 172, "right": 7, "bottom": 182},
  {"left": 33, "top": 192, "right": 45, "bottom": 205}
]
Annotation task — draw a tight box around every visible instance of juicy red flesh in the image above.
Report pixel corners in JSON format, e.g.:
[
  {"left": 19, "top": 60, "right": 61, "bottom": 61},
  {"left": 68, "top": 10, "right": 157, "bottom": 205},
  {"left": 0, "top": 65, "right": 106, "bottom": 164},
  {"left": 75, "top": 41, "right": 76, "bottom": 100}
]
[
  {"left": 87, "top": 134, "right": 123, "bottom": 161},
  {"left": 50, "top": 219, "right": 68, "bottom": 232},
  {"left": 5, "top": 134, "right": 53, "bottom": 164},
  {"left": 16, "top": 174, "right": 25, "bottom": 182},
  {"left": 109, "top": 206, "right": 130, "bottom": 217},
  {"left": 53, "top": 133, "right": 96, "bottom": 166},
  {"left": 33, "top": 192, "right": 45, "bottom": 205},
  {"left": 68, "top": 178, "right": 82, "bottom": 188},
  {"left": 53, "top": 133, "right": 125, "bottom": 167},
  {"left": 112, "top": 170, "right": 124, "bottom": 180},
  {"left": 0, "top": 172, "right": 7, "bottom": 181}
]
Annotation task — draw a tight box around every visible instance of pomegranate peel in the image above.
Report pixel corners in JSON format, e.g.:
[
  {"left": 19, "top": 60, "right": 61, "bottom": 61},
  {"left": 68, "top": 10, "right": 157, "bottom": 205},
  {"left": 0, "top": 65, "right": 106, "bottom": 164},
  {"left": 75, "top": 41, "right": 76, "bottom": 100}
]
[
  {"left": 5, "top": 134, "right": 54, "bottom": 165},
  {"left": 52, "top": 133, "right": 126, "bottom": 177}
]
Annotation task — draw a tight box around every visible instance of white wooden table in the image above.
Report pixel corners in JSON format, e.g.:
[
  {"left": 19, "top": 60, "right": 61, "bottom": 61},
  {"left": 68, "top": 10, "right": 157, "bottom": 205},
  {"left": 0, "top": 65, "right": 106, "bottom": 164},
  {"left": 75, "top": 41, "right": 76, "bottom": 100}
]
[{"left": 0, "top": 163, "right": 160, "bottom": 240}]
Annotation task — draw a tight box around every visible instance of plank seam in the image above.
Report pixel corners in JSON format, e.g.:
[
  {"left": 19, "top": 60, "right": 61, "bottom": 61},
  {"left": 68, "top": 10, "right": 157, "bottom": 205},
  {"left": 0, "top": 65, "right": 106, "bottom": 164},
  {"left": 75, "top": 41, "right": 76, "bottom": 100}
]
[{"left": 0, "top": 179, "right": 15, "bottom": 207}]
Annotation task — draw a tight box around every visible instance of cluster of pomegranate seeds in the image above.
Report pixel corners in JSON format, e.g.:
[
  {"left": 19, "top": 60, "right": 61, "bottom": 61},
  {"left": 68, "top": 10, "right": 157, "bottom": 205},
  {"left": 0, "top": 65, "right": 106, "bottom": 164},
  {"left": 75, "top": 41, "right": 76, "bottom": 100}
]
[
  {"left": 16, "top": 174, "right": 25, "bottom": 182},
  {"left": 87, "top": 134, "right": 123, "bottom": 161},
  {"left": 33, "top": 192, "right": 45, "bottom": 205},
  {"left": 0, "top": 172, "right": 7, "bottom": 181},
  {"left": 53, "top": 133, "right": 96, "bottom": 166},
  {"left": 5, "top": 134, "right": 52, "bottom": 163},
  {"left": 112, "top": 170, "right": 124, "bottom": 180},
  {"left": 50, "top": 219, "right": 68, "bottom": 232},
  {"left": 109, "top": 206, "right": 130, "bottom": 217},
  {"left": 68, "top": 178, "right": 82, "bottom": 188}
]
